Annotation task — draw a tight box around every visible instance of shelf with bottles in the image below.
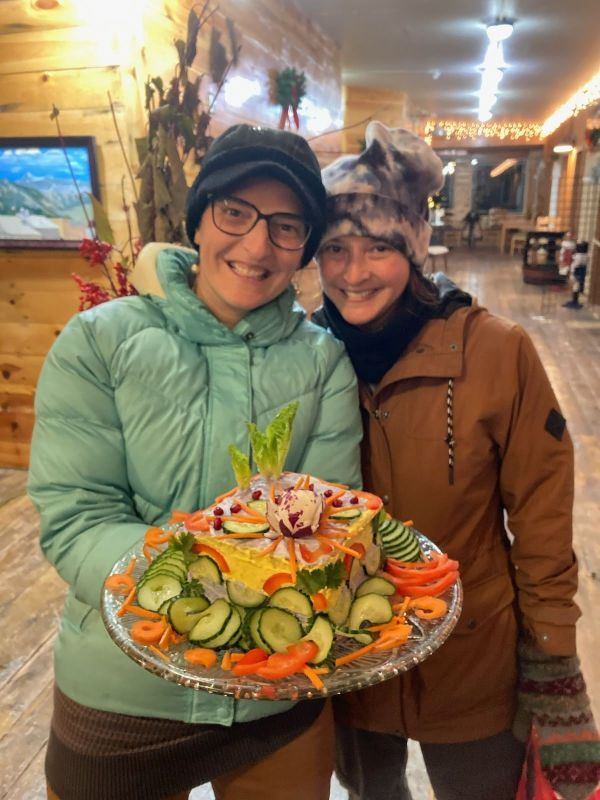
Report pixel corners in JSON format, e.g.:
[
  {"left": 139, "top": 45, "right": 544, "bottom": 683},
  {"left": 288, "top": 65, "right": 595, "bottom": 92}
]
[{"left": 522, "top": 230, "right": 567, "bottom": 285}]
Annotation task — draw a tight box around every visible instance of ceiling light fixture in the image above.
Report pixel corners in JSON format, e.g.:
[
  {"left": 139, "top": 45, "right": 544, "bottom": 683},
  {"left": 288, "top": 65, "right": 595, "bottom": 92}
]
[
  {"left": 553, "top": 143, "right": 574, "bottom": 154},
  {"left": 486, "top": 20, "right": 514, "bottom": 42},
  {"left": 490, "top": 158, "right": 517, "bottom": 178},
  {"left": 476, "top": 17, "right": 514, "bottom": 123}
]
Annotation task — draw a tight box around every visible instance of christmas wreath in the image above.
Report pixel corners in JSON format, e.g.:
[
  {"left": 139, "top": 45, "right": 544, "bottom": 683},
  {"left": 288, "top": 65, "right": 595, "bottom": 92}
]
[{"left": 269, "top": 67, "right": 306, "bottom": 129}]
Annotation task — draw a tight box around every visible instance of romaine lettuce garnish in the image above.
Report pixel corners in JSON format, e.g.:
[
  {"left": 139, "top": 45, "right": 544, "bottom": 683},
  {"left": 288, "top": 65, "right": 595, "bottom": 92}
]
[
  {"left": 247, "top": 401, "right": 299, "bottom": 480},
  {"left": 228, "top": 444, "right": 252, "bottom": 490}
]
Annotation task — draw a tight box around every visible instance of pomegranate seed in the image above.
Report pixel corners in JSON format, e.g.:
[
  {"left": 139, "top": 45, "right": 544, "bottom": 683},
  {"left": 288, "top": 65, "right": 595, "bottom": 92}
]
[
  {"left": 213, "top": 517, "right": 223, "bottom": 530},
  {"left": 230, "top": 503, "right": 241, "bottom": 513},
  {"left": 332, "top": 498, "right": 343, "bottom": 507},
  {"left": 213, "top": 506, "right": 224, "bottom": 516},
  {"left": 275, "top": 495, "right": 281, "bottom": 505},
  {"left": 324, "top": 489, "right": 333, "bottom": 498},
  {"left": 350, "top": 496, "right": 359, "bottom": 505},
  {"left": 308, "top": 483, "right": 314, "bottom": 491},
  {"left": 251, "top": 489, "right": 262, "bottom": 500}
]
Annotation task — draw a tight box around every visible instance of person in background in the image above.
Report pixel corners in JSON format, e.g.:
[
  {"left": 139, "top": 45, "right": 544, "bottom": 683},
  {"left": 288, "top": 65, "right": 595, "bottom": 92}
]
[
  {"left": 28, "top": 124, "right": 362, "bottom": 800},
  {"left": 314, "top": 121, "right": 600, "bottom": 800}
]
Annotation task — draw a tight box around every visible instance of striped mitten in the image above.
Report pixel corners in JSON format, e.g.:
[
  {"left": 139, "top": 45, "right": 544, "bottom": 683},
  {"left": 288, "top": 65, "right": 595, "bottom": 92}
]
[{"left": 513, "top": 640, "right": 600, "bottom": 800}]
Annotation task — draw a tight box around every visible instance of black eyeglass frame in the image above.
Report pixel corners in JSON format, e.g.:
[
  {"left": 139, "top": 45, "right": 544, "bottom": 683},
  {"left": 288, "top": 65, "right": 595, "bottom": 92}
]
[{"left": 208, "top": 194, "right": 312, "bottom": 251}]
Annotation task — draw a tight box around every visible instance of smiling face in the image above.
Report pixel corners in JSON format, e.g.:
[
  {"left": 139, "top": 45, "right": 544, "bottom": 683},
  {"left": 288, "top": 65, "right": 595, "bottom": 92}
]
[
  {"left": 194, "top": 178, "right": 305, "bottom": 328},
  {"left": 318, "top": 235, "right": 411, "bottom": 328}
]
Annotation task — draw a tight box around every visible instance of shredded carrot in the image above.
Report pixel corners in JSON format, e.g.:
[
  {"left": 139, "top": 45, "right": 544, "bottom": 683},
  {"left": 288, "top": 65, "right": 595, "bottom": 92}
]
[
  {"left": 170, "top": 631, "right": 186, "bottom": 645},
  {"left": 335, "top": 642, "right": 376, "bottom": 667},
  {"left": 236, "top": 501, "right": 267, "bottom": 520},
  {"left": 325, "top": 489, "right": 347, "bottom": 506},
  {"left": 105, "top": 572, "right": 135, "bottom": 594},
  {"left": 158, "top": 624, "right": 172, "bottom": 651},
  {"left": 230, "top": 653, "right": 245, "bottom": 663},
  {"left": 287, "top": 539, "right": 297, "bottom": 583},
  {"left": 315, "top": 535, "right": 361, "bottom": 558},
  {"left": 143, "top": 544, "right": 153, "bottom": 562},
  {"left": 148, "top": 644, "right": 171, "bottom": 663},
  {"left": 269, "top": 482, "right": 277, "bottom": 502},
  {"left": 312, "top": 592, "right": 328, "bottom": 612},
  {"left": 351, "top": 489, "right": 382, "bottom": 510},
  {"left": 293, "top": 475, "right": 305, "bottom": 490},
  {"left": 302, "top": 665, "right": 325, "bottom": 690},
  {"left": 214, "top": 487, "right": 237, "bottom": 503},
  {"left": 303, "top": 474, "right": 311, "bottom": 489},
  {"left": 117, "top": 584, "right": 137, "bottom": 617},
  {"left": 122, "top": 605, "right": 162, "bottom": 620},
  {"left": 125, "top": 557, "right": 137, "bottom": 575},
  {"left": 392, "top": 596, "right": 411, "bottom": 617},
  {"left": 221, "top": 514, "right": 267, "bottom": 524},
  {"left": 402, "top": 519, "right": 414, "bottom": 527},
  {"left": 169, "top": 510, "right": 190, "bottom": 524},
  {"left": 313, "top": 667, "right": 330, "bottom": 675},
  {"left": 257, "top": 537, "right": 282, "bottom": 556},
  {"left": 221, "top": 652, "right": 233, "bottom": 671},
  {"left": 214, "top": 532, "right": 266, "bottom": 539}
]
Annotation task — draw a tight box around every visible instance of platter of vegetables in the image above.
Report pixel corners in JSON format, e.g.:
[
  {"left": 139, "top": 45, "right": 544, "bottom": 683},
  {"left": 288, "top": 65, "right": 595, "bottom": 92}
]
[{"left": 101, "top": 524, "right": 462, "bottom": 701}]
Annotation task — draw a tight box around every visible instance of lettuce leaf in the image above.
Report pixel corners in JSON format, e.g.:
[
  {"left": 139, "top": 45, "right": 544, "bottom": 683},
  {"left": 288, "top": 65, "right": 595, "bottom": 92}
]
[
  {"left": 228, "top": 444, "right": 251, "bottom": 489},
  {"left": 247, "top": 400, "right": 299, "bottom": 479}
]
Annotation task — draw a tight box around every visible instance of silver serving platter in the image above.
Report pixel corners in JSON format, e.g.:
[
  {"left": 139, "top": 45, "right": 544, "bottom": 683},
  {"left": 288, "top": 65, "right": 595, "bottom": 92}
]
[{"left": 101, "top": 532, "right": 462, "bottom": 701}]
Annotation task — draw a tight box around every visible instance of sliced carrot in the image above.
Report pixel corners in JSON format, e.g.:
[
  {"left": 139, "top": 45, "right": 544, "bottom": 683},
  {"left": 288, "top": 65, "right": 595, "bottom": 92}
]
[
  {"left": 148, "top": 644, "right": 171, "bottom": 663},
  {"left": 143, "top": 544, "right": 153, "bottom": 562},
  {"left": 263, "top": 572, "right": 294, "bottom": 594},
  {"left": 169, "top": 510, "right": 190, "bottom": 524},
  {"left": 312, "top": 592, "right": 328, "bottom": 612},
  {"left": 131, "top": 619, "right": 167, "bottom": 644},
  {"left": 325, "top": 489, "right": 346, "bottom": 506},
  {"left": 319, "top": 479, "right": 349, "bottom": 490},
  {"left": 236, "top": 501, "right": 267, "bottom": 521},
  {"left": 158, "top": 623, "right": 173, "bottom": 651},
  {"left": 352, "top": 489, "right": 383, "bottom": 510},
  {"left": 122, "top": 605, "right": 162, "bottom": 620},
  {"left": 117, "top": 585, "right": 137, "bottom": 617},
  {"left": 293, "top": 475, "right": 305, "bottom": 490},
  {"left": 269, "top": 482, "right": 277, "bottom": 503},
  {"left": 287, "top": 539, "right": 297, "bottom": 583},
  {"left": 105, "top": 572, "right": 135, "bottom": 594},
  {"left": 408, "top": 596, "right": 448, "bottom": 620},
  {"left": 221, "top": 652, "right": 233, "bottom": 671},
  {"left": 402, "top": 519, "right": 414, "bottom": 527},
  {"left": 184, "top": 648, "right": 218, "bottom": 668},
  {"left": 230, "top": 653, "right": 246, "bottom": 663},
  {"left": 302, "top": 474, "right": 311, "bottom": 489},
  {"left": 312, "top": 667, "right": 330, "bottom": 675},
  {"left": 335, "top": 642, "right": 376, "bottom": 667},
  {"left": 214, "top": 532, "right": 266, "bottom": 539},
  {"left": 186, "top": 511, "right": 210, "bottom": 532},
  {"left": 257, "top": 537, "right": 283, "bottom": 557},
  {"left": 214, "top": 487, "right": 237, "bottom": 503},
  {"left": 302, "top": 665, "right": 325, "bottom": 690},
  {"left": 191, "top": 543, "right": 230, "bottom": 573},
  {"left": 125, "top": 557, "right": 137, "bottom": 575}
]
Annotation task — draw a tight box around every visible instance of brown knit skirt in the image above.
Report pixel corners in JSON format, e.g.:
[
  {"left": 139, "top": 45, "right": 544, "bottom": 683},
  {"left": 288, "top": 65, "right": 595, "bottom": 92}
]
[{"left": 46, "top": 686, "right": 325, "bottom": 800}]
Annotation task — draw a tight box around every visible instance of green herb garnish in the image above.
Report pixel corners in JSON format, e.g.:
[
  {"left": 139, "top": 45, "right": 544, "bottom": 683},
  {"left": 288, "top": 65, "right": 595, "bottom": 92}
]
[{"left": 247, "top": 401, "right": 299, "bottom": 480}]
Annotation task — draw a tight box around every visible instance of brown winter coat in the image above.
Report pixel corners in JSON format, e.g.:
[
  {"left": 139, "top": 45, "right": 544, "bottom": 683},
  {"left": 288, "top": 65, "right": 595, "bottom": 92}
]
[{"left": 334, "top": 302, "right": 579, "bottom": 744}]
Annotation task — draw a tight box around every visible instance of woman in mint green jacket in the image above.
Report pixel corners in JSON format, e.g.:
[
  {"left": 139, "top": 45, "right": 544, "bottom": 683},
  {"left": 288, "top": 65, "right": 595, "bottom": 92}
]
[{"left": 28, "top": 125, "right": 362, "bottom": 800}]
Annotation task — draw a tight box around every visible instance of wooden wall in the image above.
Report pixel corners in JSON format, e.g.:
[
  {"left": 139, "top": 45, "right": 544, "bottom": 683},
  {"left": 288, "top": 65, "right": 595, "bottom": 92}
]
[
  {"left": 0, "top": 0, "right": 342, "bottom": 468},
  {"left": 342, "top": 85, "right": 410, "bottom": 154}
]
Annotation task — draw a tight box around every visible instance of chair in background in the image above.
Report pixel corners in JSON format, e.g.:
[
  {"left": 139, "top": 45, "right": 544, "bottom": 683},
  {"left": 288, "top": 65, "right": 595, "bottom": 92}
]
[
  {"left": 427, "top": 245, "right": 449, "bottom": 272},
  {"left": 510, "top": 231, "right": 528, "bottom": 257}
]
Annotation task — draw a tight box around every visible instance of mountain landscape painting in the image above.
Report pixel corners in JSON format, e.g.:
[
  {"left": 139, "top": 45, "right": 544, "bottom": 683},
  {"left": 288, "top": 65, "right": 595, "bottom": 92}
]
[{"left": 0, "top": 136, "right": 99, "bottom": 247}]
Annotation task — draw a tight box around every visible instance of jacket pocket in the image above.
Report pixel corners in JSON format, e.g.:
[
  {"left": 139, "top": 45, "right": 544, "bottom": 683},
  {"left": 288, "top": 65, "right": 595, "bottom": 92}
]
[{"left": 453, "top": 571, "right": 516, "bottom": 636}]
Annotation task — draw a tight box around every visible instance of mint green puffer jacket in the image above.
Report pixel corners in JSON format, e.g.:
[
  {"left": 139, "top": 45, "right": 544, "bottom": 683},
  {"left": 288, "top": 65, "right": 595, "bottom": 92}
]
[{"left": 28, "top": 247, "right": 362, "bottom": 725}]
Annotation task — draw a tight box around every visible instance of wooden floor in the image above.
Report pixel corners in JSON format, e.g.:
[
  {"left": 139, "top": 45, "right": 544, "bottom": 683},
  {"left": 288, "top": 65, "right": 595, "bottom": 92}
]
[{"left": 1, "top": 246, "right": 599, "bottom": 800}]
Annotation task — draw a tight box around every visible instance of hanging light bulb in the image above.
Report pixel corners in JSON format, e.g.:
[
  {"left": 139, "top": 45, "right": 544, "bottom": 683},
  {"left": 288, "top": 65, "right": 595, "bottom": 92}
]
[{"left": 486, "top": 20, "right": 514, "bottom": 42}]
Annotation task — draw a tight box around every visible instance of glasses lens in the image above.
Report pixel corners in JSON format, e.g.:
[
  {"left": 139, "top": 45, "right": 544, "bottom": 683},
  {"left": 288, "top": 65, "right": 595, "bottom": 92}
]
[
  {"left": 269, "top": 214, "right": 310, "bottom": 250},
  {"left": 212, "top": 197, "right": 257, "bottom": 235}
]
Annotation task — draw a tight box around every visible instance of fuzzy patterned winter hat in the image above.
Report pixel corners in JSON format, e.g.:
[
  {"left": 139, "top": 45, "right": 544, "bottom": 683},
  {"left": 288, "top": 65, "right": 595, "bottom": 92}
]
[{"left": 320, "top": 121, "right": 444, "bottom": 266}]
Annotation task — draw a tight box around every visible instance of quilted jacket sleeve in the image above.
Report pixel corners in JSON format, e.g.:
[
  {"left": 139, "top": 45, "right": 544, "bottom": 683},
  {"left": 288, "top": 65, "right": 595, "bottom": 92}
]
[
  {"left": 28, "top": 314, "right": 149, "bottom": 611},
  {"left": 498, "top": 326, "right": 579, "bottom": 656},
  {"left": 295, "top": 334, "right": 363, "bottom": 490}
]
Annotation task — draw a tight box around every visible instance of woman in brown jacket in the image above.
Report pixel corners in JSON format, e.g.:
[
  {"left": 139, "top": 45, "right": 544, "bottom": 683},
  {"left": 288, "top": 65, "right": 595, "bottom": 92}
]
[{"left": 315, "top": 122, "right": 599, "bottom": 800}]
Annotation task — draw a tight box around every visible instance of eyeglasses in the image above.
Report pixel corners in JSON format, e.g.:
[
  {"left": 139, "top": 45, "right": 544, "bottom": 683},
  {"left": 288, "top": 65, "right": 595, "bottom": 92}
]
[{"left": 209, "top": 195, "right": 311, "bottom": 251}]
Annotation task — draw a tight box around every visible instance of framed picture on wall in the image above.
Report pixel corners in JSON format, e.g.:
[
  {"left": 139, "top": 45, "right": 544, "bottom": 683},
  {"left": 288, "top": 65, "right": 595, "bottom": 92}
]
[{"left": 0, "top": 136, "right": 100, "bottom": 249}]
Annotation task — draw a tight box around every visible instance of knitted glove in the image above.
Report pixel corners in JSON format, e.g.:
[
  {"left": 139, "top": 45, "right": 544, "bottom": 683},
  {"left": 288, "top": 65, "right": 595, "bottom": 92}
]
[{"left": 513, "top": 639, "right": 600, "bottom": 800}]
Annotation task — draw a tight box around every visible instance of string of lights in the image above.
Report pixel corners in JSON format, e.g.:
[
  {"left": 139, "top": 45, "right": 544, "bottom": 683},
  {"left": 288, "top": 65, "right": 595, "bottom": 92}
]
[
  {"left": 423, "top": 119, "right": 542, "bottom": 143},
  {"left": 541, "top": 68, "right": 600, "bottom": 138}
]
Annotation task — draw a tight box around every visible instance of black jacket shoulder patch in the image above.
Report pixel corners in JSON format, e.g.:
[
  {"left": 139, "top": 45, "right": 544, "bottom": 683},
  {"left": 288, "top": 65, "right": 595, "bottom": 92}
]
[{"left": 545, "top": 408, "right": 566, "bottom": 441}]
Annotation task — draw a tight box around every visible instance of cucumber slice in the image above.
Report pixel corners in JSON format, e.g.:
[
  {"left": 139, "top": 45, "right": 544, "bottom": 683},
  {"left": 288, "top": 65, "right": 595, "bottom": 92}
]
[
  {"left": 259, "top": 607, "right": 303, "bottom": 653},
  {"left": 168, "top": 596, "right": 210, "bottom": 634},
  {"left": 268, "top": 587, "right": 313, "bottom": 620},
  {"left": 248, "top": 608, "right": 272, "bottom": 653},
  {"left": 203, "top": 606, "right": 242, "bottom": 649},
  {"left": 355, "top": 576, "right": 396, "bottom": 597},
  {"left": 226, "top": 580, "right": 267, "bottom": 608},
  {"left": 188, "top": 555, "right": 223, "bottom": 584},
  {"left": 329, "top": 507, "right": 362, "bottom": 521},
  {"left": 380, "top": 519, "right": 421, "bottom": 562},
  {"left": 327, "top": 584, "right": 352, "bottom": 626},
  {"left": 137, "top": 574, "right": 183, "bottom": 611},
  {"left": 247, "top": 499, "right": 268, "bottom": 515},
  {"left": 138, "top": 567, "right": 186, "bottom": 588},
  {"left": 347, "top": 593, "right": 393, "bottom": 630},
  {"left": 222, "top": 520, "right": 270, "bottom": 535},
  {"left": 188, "top": 598, "right": 232, "bottom": 644},
  {"left": 363, "top": 544, "right": 382, "bottom": 576},
  {"left": 302, "top": 614, "right": 334, "bottom": 664},
  {"left": 337, "top": 629, "right": 376, "bottom": 646}
]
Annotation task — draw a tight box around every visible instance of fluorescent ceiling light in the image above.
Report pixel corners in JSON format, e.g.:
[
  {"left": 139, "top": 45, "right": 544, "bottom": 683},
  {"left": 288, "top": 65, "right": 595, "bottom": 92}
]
[
  {"left": 486, "top": 22, "right": 514, "bottom": 42},
  {"left": 490, "top": 158, "right": 517, "bottom": 177}
]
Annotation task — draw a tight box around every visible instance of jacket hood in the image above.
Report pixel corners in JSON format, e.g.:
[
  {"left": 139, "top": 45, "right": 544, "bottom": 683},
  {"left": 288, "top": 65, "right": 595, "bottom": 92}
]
[{"left": 132, "top": 243, "right": 306, "bottom": 346}]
